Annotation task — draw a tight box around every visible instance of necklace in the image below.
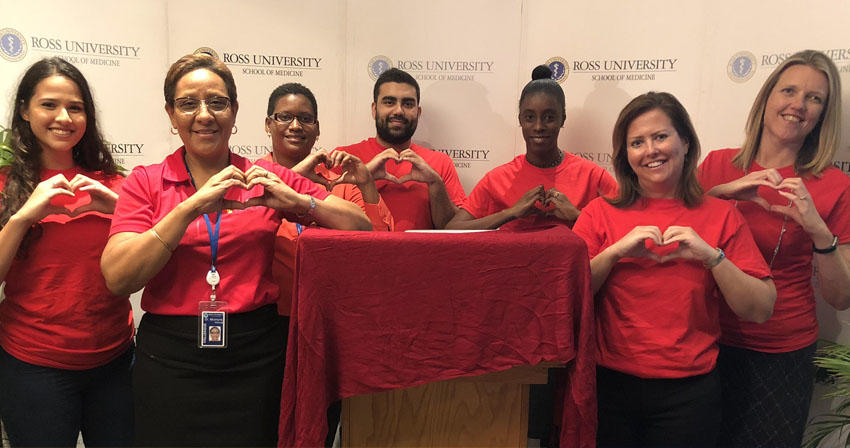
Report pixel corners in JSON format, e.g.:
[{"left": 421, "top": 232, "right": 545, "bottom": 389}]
[
  {"left": 527, "top": 150, "right": 564, "bottom": 168},
  {"left": 735, "top": 167, "right": 791, "bottom": 269},
  {"left": 734, "top": 199, "right": 789, "bottom": 269}
]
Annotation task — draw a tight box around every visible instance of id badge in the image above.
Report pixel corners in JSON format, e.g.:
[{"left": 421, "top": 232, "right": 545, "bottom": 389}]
[{"left": 199, "top": 300, "right": 228, "bottom": 348}]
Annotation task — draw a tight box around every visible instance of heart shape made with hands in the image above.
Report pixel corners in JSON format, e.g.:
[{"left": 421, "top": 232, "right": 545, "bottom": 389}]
[
  {"left": 223, "top": 183, "right": 265, "bottom": 203},
  {"left": 644, "top": 238, "right": 680, "bottom": 258},
  {"left": 48, "top": 183, "right": 92, "bottom": 213},
  {"left": 381, "top": 156, "right": 412, "bottom": 184},
  {"left": 532, "top": 188, "right": 562, "bottom": 214},
  {"left": 534, "top": 199, "right": 555, "bottom": 213}
]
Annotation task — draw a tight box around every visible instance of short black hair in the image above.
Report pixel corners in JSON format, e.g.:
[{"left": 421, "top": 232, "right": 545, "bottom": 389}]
[
  {"left": 373, "top": 68, "right": 420, "bottom": 103},
  {"left": 267, "top": 82, "right": 318, "bottom": 117}
]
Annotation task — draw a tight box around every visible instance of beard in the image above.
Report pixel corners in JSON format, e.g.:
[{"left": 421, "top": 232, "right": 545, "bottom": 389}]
[{"left": 375, "top": 114, "right": 417, "bottom": 145}]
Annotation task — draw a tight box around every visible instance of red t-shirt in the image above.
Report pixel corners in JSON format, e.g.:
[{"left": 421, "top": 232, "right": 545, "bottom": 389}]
[
  {"left": 572, "top": 196, "right": 770, "bottom": 378},
  {"left": 0, "top": 167, "right": 133, "bottom": 370},
  {"left": 698, "top": 148, "right": 850, "bottom": 352},
  {"left": 109, "top": 148, "right": 329, "bottom": 316},
  {"left": 334, "top": 138, "right": 466, "bottom": 231},
  {"left": 462, "top": 153, "right": 617, "bottom": 224},
  {"left": 261, "top": 154, "right": 394, "bottom": 315}
]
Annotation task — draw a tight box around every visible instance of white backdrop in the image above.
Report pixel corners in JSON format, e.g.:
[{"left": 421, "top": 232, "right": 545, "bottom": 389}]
[{"left": 2, "top": 0, "right": 850, "bottom": 426}]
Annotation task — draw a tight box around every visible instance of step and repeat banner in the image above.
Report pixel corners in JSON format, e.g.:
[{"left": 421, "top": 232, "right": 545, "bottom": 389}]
[{"left": 2, "top": 0, "right": 850, "bottom": 338}]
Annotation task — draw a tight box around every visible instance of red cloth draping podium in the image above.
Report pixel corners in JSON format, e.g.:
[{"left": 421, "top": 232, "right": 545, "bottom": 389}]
[{"left": 277, "top": 225, "right": 596, "bottom": 447}]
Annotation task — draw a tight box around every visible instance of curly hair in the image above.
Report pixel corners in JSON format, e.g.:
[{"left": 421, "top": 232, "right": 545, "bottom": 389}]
[{"left": 1, "top": 57, "right": 120, "bottom": 254}]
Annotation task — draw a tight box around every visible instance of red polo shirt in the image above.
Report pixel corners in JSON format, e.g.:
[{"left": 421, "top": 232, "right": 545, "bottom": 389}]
[{"left": 109, "top": 148, "right": 329, "bottom": 315}]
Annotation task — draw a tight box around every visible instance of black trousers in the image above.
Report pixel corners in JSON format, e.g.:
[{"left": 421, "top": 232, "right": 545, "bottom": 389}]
[{"left": 597, "top": 366, "right": 721, "bottom": 448}]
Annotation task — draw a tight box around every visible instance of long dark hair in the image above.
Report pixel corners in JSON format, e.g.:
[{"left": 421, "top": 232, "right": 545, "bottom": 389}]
[
  {"left": 1, "top": 58, "right": 119, "bottom": 248},
  {"left": 608, "top": 91, "right": 703, "bottom": 208}
]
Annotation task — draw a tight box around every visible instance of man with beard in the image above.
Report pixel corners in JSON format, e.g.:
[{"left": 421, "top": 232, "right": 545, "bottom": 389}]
[{"left": 334, "top": 68, "right": 466, "bottom": 230}]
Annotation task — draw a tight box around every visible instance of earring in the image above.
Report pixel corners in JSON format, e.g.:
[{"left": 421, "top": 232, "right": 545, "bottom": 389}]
[
  {"left": 170, "top": 127, "right": 178, "bottom": 135},
  {"left": 231, "top": 125, "right": 238, "bottom": 135},
  {"left": 266, "top": 132, "right": 271, "bottom": 138}
]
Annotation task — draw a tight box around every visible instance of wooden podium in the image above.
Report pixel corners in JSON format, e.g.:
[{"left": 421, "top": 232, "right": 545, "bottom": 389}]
[
  {"left": 279, "top": 228, "right": 595, "bottom": 448},
  {"left": 342, "top": 363, "right": 560, "bottom": 447}
]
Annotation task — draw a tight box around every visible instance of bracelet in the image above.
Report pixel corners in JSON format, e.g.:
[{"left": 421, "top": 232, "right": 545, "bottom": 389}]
[
  {"left": 704, "top": 247, "right": 726, "bottom": 269},
  {"left": 296, "top": 195, "right": 316, "bottom": 219},
  {"left": 813, "top": 235, "right": 839, "bottom": 254},
  {"left": 150, "top": 228, "right": 174, "bottom": 252}
]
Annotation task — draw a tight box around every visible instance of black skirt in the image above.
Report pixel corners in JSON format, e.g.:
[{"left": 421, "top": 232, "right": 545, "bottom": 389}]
[{"left": 133, "top": 305, "right": 287, "bottom": 447}]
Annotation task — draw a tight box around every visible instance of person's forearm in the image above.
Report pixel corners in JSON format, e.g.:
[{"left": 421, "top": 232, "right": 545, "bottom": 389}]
[
  {"left": 0, "top": 215, "right": 35, "bottom": 283},
  {"left": 310, "top": 195, "right": 372, "bottom": 231},
  {"left": 356, "top": 181, "right": 380, "bottom": 204},
  {"left": 427, "top": 181, "right": 457, "bottom": 229},
  {"left": 712, "top": 259, "right": 776, "bottom": 323},
  {"left": 101, "top": 200, "right": 199, "bottom": 295},
  {"left": 446, "top": 208, "right": 515, "bottom": 230},
  {"left": 705, "top": 183, "right": 734, "bottom": 199},
  {"left": 589, "top": 246, "right": 620, "bottom": 294},
  {"left": 815, "top": 244, "right": 850, "bottom": 310}
]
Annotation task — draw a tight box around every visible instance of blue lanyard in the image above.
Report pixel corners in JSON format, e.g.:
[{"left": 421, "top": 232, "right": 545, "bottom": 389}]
[
  {"left": 203, "top": 211, "right": 222, "bottom": 273},
  {"left": 296, "top": 223, "right": 303, "bottom": 235},
  {"left": 183, "top": 154, "right": 223, "bottom": 275}
]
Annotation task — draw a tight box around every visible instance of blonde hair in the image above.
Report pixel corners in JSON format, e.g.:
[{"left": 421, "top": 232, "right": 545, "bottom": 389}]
[{"left": 733, "top": 50, "right": 841, "bottom": 176}]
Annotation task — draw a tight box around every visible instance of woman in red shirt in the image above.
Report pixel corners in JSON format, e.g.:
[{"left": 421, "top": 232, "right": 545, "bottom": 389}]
[
  {"left": 698, "top": 49, "right": 850, "bottom": 448},
  {"left": 572, "top": 92, "right": 775, "bottom": 447},
  {"left": 0, "top": 57, "right": 133, "bottom": 447},
  {"left": 101, "top": 54, "right": 370, "bottom": 447},
  {"left": 261, "top": 82, "right": 393, "bottom": 316},
  {"left": 447, "top": 65, "right": 616, "bottom": 230}
]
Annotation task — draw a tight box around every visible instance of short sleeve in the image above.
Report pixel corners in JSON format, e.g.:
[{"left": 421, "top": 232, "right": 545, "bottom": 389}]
[
  {"left": 572, "top": 199, "right": 604, "bottom": 257},
  {"left": 109, "top": 166, "right": 155, "bottom": 236},
  {"left": 461, "top": 175, "right": 495, "bottom": 219},
  {"left": 718, "top": 203, "right": 772, "bottom": 280}
]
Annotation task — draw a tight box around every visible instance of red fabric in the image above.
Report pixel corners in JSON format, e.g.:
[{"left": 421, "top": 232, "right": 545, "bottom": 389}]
[
  {"left": 109, "top": 148, "right": 329, "bottom": 315},
  {"left": 572, "top": 196, "right": 770, "bottom": 378},
  {"left": 462, "top": 153, "right": 617, "bottom": 221},
  {"left": 698, "top": 148, "right": 850, "bottom": 352},
  {"left": 262, "top": 154, "right": 394, "bottom": 315},
  {"left": 0, "top": 168, "right": 133, "bottom": 370},
  {"left": 277, "top": 226, "right": 596, "bottom": 447},
  {"left": 334, "top": 138, "right": 466, "bottom": 230}
]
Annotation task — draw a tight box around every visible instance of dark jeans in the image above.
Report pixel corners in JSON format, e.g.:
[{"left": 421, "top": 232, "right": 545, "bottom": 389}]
[
  {"left": 597, "top": 366, "right": 721, "bottom": 448},
  {"left": 0, "top": 345, "right": 134, "bottom": 447}
]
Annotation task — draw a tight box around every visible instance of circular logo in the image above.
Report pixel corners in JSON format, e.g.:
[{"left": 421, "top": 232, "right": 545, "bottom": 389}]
[
  {"left": 194, "top": 46, "right": 220, "bottom": 60},
  {"left": 367, "top": 55, "right": 393, "bottom": 80},
  {"left": 0, "top": 28, "right": 27, "bottom": 62},
  {"left": 727, "top": 51, "right": 757, "bottom": 83},
  {"left": 545, "top": 57, "right": 569, "bottom": 84}
]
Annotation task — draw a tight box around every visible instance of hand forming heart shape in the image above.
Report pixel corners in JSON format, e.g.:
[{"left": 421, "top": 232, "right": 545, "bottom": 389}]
[
  {"left": 615, "top": 225, "right": 714, "bottom": 266},
  {"left": 44, "top": 173, "right": 118, "bottom": 217}
]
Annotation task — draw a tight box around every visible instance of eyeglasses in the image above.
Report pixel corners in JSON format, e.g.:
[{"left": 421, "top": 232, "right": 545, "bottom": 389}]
[
  {"left": 268, "top": 112, "right": 317, "bottom": 125},
  {"left": 173, "top": 96, "right": 232, "bottom": 114}
]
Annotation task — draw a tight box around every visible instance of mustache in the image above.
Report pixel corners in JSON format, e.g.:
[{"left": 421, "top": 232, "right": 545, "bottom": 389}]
[{"left": 386, "top": 114, "right": 409, "bottom": 124}]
